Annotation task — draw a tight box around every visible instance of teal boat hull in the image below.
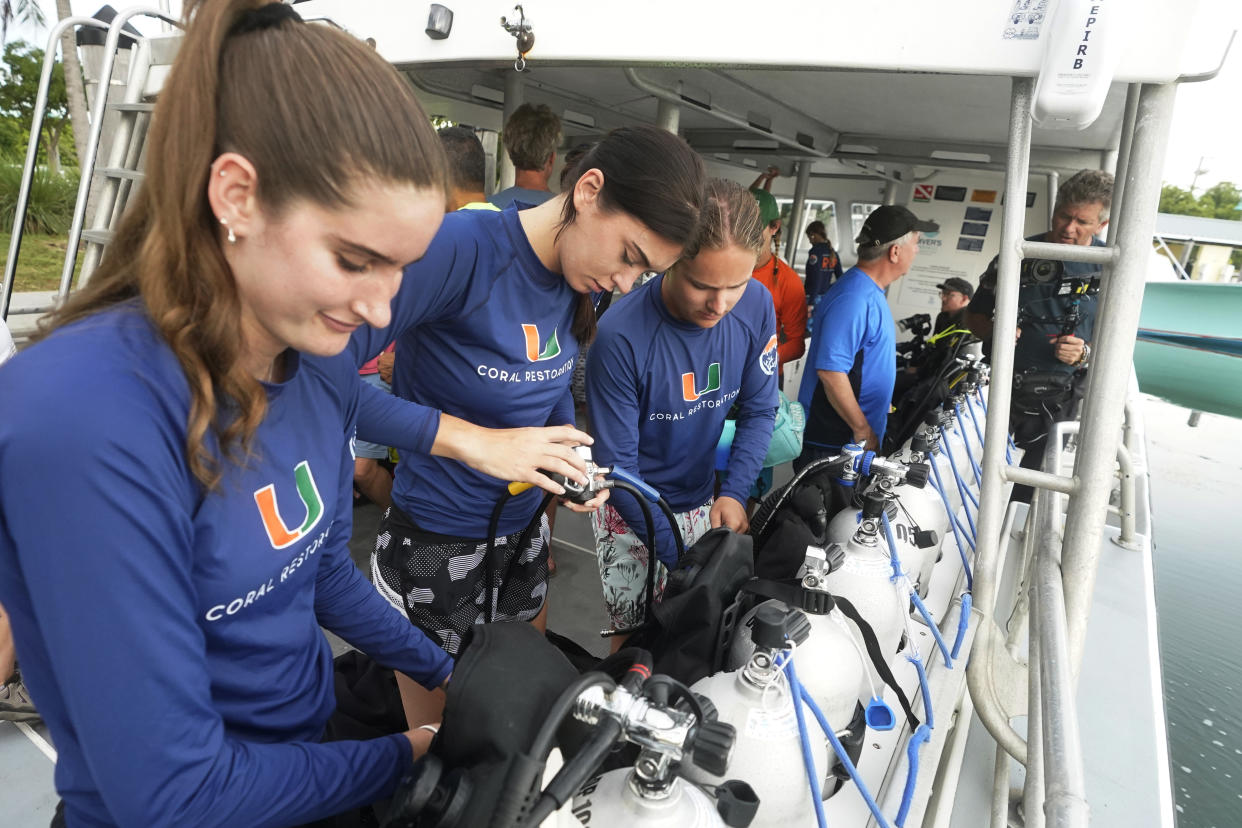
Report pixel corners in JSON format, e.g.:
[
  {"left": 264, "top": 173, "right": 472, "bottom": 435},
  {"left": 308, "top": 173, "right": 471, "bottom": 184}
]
[{"left": 1135, "top": 281, "right": 1242, "bottom": 419}]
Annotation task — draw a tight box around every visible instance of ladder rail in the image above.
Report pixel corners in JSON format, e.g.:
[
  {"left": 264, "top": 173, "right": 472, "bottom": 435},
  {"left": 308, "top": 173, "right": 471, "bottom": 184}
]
[
  {"left": 1, "top": 17, "right": 110, "bottom": 322},
  {"left": 60, "top": 8, "right": 180, "bottom": 299},
  {"left": 76, "top": 35, "right": 159, "bottom": 287}
]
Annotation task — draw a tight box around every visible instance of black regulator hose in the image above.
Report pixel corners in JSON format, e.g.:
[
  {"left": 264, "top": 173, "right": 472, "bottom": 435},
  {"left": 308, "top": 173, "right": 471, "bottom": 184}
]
[
  {"left": 606, "top": 479, "right": 662, "bottom": 626},
  {"left": 519, "top": 718, "right": 623, "bottom": 827}
]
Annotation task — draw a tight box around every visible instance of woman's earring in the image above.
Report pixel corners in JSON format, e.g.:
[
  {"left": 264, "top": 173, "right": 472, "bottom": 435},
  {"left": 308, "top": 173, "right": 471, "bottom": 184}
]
[{"left": 220, "top": 216, "right": 236, "bottom": 245}]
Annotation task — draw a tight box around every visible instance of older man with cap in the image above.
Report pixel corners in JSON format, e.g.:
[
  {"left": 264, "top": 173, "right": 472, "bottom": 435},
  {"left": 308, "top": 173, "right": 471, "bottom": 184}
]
[
  {"left": 934, "top": 277, "right": 974, "bottom": 335},
  {"left": 794, "top": 205, "right": 938, "bottom": 469}
]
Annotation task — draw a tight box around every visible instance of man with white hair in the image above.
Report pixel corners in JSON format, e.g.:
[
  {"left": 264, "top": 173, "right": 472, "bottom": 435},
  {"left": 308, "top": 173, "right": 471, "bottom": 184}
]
[{"left": 795, "top": 205, "right": 938, "bottom": 469}]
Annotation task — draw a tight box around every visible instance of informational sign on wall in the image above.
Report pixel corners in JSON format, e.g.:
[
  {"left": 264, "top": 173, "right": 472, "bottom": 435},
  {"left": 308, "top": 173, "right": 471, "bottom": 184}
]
[{"left": 887, "top": 169, "right": 1049, "bottom": 332}]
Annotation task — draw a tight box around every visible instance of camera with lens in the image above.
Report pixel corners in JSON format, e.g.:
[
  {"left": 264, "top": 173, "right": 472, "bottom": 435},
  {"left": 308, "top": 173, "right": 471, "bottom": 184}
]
[
  {"left": 1019, "top": 258, "right": 1065, "bottom": 286},
  {"left": 897, "top": 312, "right": 932, "bottom": 337}
]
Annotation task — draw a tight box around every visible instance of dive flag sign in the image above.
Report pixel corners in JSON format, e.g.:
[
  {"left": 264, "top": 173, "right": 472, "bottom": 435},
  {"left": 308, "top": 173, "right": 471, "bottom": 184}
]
[{"left": 913, "top": 185, "right": 934, "bottom": 202}]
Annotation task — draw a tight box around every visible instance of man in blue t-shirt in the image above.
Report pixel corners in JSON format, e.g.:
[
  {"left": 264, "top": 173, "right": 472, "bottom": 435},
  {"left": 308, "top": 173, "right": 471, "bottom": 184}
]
[
  {"left": 796, "top": 205, "right": 937, "bottom": 470},
  {"left": 489, "top": 103, "right": 561, "bottom": 209}
]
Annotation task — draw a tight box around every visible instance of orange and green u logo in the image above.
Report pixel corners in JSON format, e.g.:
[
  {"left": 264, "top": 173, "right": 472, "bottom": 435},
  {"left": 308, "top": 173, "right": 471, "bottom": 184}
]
[
  {"left": 681, "top": 362, "right": 721, "bottom": 402},
  {"left": 522, "top": 324, "right": 561, "bottom": 362},
  {"left": 253, "top": 461, "right": 325, "bottom": 549}
]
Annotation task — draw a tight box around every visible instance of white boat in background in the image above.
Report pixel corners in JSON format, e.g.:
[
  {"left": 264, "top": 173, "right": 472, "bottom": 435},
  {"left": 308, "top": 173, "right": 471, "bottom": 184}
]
[{"left": 2, "top": 2, "right": 1238, "bottom": 826}]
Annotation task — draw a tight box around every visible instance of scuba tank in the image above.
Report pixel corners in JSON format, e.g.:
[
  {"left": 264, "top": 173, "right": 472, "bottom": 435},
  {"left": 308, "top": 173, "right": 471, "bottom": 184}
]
[
  {"left": 725, "top": 579, "right": 865, "bottom": 733},
  {"left": 563, "top": 679, "right": 753, "bottom": 828},
  {"left": 824, "top": 453, "right": 938, "bottom": 598},
  {"left": 865, "top": 455, "right": 942, "bottom": 597},
  {"left": 686, "top": 605, "right": 829, "bottom": 825},
  {"left": 724, "top": 549, "right": 870, "bottom": 800},
  {"left": 820, "top": 493, "right": 908, "bottom": 700}
]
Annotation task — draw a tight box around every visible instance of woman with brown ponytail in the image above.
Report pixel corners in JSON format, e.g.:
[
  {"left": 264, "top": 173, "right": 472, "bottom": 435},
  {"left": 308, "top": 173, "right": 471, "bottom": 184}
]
[{"left": 0, "top": 2, "right": 459, "bottom": 825}]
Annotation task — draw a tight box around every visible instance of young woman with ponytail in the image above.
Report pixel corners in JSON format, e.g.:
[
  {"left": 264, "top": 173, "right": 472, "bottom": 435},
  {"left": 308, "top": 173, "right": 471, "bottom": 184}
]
[
  {"left": 350, "top": 125, "right": 707, "bottom": 727},
  {"left": 0, "top": 2, "right": 457, "bottom": 825}
]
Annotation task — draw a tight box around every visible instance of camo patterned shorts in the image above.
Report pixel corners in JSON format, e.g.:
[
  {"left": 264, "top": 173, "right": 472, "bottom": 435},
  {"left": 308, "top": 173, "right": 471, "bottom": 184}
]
[
  {"left": 372, "top": 505, "right": 549, "bottom": 656},
  {"left": 591, "top": 500, "right": 713, "bottom": 630}
]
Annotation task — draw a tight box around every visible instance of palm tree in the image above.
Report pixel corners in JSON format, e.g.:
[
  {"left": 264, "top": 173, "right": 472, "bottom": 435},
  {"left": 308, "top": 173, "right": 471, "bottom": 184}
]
[
  {"left": 54, "top": 0, "right": 90, "bottom": 164},
  {"left": 1, "top": 0, "right": 45, "bottom": 42}
]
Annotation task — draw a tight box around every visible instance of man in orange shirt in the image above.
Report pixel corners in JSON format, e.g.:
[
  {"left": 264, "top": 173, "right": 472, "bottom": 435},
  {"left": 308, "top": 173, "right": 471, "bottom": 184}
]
[{"left": 749, "top": 181, "right": 807, "bottom": 374}]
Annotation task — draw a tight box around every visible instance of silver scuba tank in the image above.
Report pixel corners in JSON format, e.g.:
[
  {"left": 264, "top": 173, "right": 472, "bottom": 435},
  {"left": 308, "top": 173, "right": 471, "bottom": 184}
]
[
  {"left": 867, "top": 456, "right": 942, "bottom": 597},
  {"left": 726, "top": 555, "right": 867, "bottom": 733},
  {"left": 825, "top": 496, "right": 929, "bottom": 600},
  {"left": 564, "top": 676, "right": 749, "bottom": 828},
  {"left": 564, "top": 768, "right": 725, "bottom": 827},
  {"left": 687, "top": 605, "right": 829, "bottom": 826},
  {"left": 820, "top": 493, "right": 908, "bottom": 700}
]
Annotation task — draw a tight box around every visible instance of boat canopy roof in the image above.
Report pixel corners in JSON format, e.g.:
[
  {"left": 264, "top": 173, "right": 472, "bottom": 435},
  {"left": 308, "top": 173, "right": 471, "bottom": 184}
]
[{"left": 293, "top": 0, "right": 1237, "bottom": 178}]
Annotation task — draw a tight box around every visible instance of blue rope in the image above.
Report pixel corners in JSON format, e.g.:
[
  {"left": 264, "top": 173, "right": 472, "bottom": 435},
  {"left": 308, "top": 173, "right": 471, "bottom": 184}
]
[
  {"left": 952, "top": 592, "right": 973, "bottom": 660},
  {"left": 965, "top": 394, "right": 987, "bottom": 452},
  {"left": 895, "top": 724, "right": 933, "bottom": 827},
  {"left": 938, "top": 428, "right": 979, "bottom": 536},
  {"left": 976, "top": 389, "right": 1017, "bottom": 463},
  {"left": 783, "top": 656, "right": 828, "bottom": 828},
  {"left": 929, "top": 471, "right": 974, "bottom": 583},
  {"left": 798, "top": 682, "right": 894, "bottom": 828},
  {"left": 909, "top": 655, "right": 934, "bottom": 727},
  {"left": 882, "top": 513, "right": 954, "bottom": 668},
  {"left": 929, "top": 472, "right": 975, "bottom": 566},
  {"left": 954, "top": 403, "right": 983, "bottom": 484}
]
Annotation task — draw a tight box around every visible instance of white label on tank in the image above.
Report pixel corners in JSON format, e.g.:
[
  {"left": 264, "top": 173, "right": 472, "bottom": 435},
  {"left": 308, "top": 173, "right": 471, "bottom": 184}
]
[{"left": 744, "top": 701, "right": 799, "bottom": 740}]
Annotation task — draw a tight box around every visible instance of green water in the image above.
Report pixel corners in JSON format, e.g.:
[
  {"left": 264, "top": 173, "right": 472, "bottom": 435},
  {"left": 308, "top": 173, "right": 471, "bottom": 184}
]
[{"left": 1146, "top": 398, "right": 1242, "bottom": 827}]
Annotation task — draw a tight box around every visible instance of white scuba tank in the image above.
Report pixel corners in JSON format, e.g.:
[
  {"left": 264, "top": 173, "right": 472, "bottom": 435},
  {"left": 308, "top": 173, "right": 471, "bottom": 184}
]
[
  {"left": 820, "top": 494, "right": 908, "bottom": 702},
  {"left": 687, "top": 606, "right": 829, "bottom": 826},
  {"left": 563, "top": 769, "right": 725, "bottom": 828},
  {"left": 725, "top": 598, "right": 866, "bottom": 753},
  {"left": 825, "top": 498, "right": 929, "bottom": 599}
]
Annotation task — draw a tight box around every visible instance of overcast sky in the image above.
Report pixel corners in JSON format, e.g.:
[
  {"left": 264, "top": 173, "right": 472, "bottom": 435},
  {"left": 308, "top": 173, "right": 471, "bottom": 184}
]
[{"left": 8, "top": 1, "right": 1242, "bottom": 193}]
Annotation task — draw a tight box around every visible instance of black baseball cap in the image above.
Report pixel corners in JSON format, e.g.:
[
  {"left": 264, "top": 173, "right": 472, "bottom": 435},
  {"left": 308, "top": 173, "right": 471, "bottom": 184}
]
[
  {"left": 937, "top": 277, "right": 974, "bottom": 298},
  {"left": 856, "top": 205, "right": 939, "bottom": 247}
]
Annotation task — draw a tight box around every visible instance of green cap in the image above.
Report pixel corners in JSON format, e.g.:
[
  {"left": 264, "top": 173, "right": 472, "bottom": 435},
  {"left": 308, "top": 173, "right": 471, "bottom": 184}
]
[{"left": 749, "top": 187, "right": 781, "bottom": 225}]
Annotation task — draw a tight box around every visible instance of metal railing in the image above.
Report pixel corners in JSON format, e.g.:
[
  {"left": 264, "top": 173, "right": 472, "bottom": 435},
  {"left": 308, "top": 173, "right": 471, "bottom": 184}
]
[{"left": 964, "top": 76, "right": 1176, "bottom": 828}]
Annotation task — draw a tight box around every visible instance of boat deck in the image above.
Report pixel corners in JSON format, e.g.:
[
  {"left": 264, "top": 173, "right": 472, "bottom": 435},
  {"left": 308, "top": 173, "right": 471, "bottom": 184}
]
[{"left": 1, "top": 400, "right": 1177, "bottom": 826}]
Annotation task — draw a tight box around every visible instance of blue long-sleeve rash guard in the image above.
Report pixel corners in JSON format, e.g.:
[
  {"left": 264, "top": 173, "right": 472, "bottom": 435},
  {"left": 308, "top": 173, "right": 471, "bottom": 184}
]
[
  {"left": 350, "top": 206, "right": 580, "bottom": 538},
  {"left": 0, "top": 303, "right": 453, "bottom": 828},
  {"left": 586, "top": 275, "right": 779, "bottom": 564}
]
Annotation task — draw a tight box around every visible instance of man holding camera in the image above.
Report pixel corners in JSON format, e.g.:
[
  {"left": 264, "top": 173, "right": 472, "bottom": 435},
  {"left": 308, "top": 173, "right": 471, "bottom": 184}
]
[
  {"left": 796, "top": 205, "right": 938, "bottom": 469},
  {"left": 965, "top": 169, "right": 1113, "bottom": 501}
]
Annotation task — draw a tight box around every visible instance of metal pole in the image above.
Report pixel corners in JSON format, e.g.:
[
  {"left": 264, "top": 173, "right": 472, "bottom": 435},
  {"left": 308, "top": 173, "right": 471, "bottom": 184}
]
[
  {"left": 1036, "top": 495, "right": 1090, "bottom": 826},
  {"left": 1061, "top": 83, "right": 1177, "bottom": 680},
  {"left": 1024, "top": 534, "right": 1046, "bottom": 828},
  {"left": 59, "top": 8, "right": 177, "bottom": 295},
  {"left": 1107, "top": 84, "right": 1141, "bottom": 246},
  {"left": 883, "top": 179, "right": 899, "bottom": 205},
  {"left": 498, "top": 71, "right": 523, "bottom": 191},
  {"left": 784, "top": 160, "right": 811, "bottom": 262},
  {"left": 655, "top": 98, "right": 680, "bottom": 134},
  {"left": 967, "top": 76, "right": 1035, "bottom": 764},
  {"left": 1047, "top": 170, "right": 1059, "bottom": 228},
  {"left": 2, "top": 17, "right": 110, "bottom": 321}
]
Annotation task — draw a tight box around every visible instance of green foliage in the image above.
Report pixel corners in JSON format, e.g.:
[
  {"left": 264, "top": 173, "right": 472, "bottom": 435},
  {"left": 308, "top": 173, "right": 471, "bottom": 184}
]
[
  {"left": 0, "top": 40, "right": 75, "bottom": 172},
  {"left": 1160, "top": 182, "right": 1242, "bottom": 220},
  {"left": 1197, "top": 182, "right": 1242, "bottom": 220},
  {"left": 0, "top": 164, "right": 79, "bottom": 234}
]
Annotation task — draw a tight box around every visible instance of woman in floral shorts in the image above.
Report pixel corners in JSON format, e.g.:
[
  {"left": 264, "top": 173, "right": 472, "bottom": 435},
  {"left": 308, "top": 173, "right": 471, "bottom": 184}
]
[{"left": 586, "top": 179, "right": 781, "bottom": 645}]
